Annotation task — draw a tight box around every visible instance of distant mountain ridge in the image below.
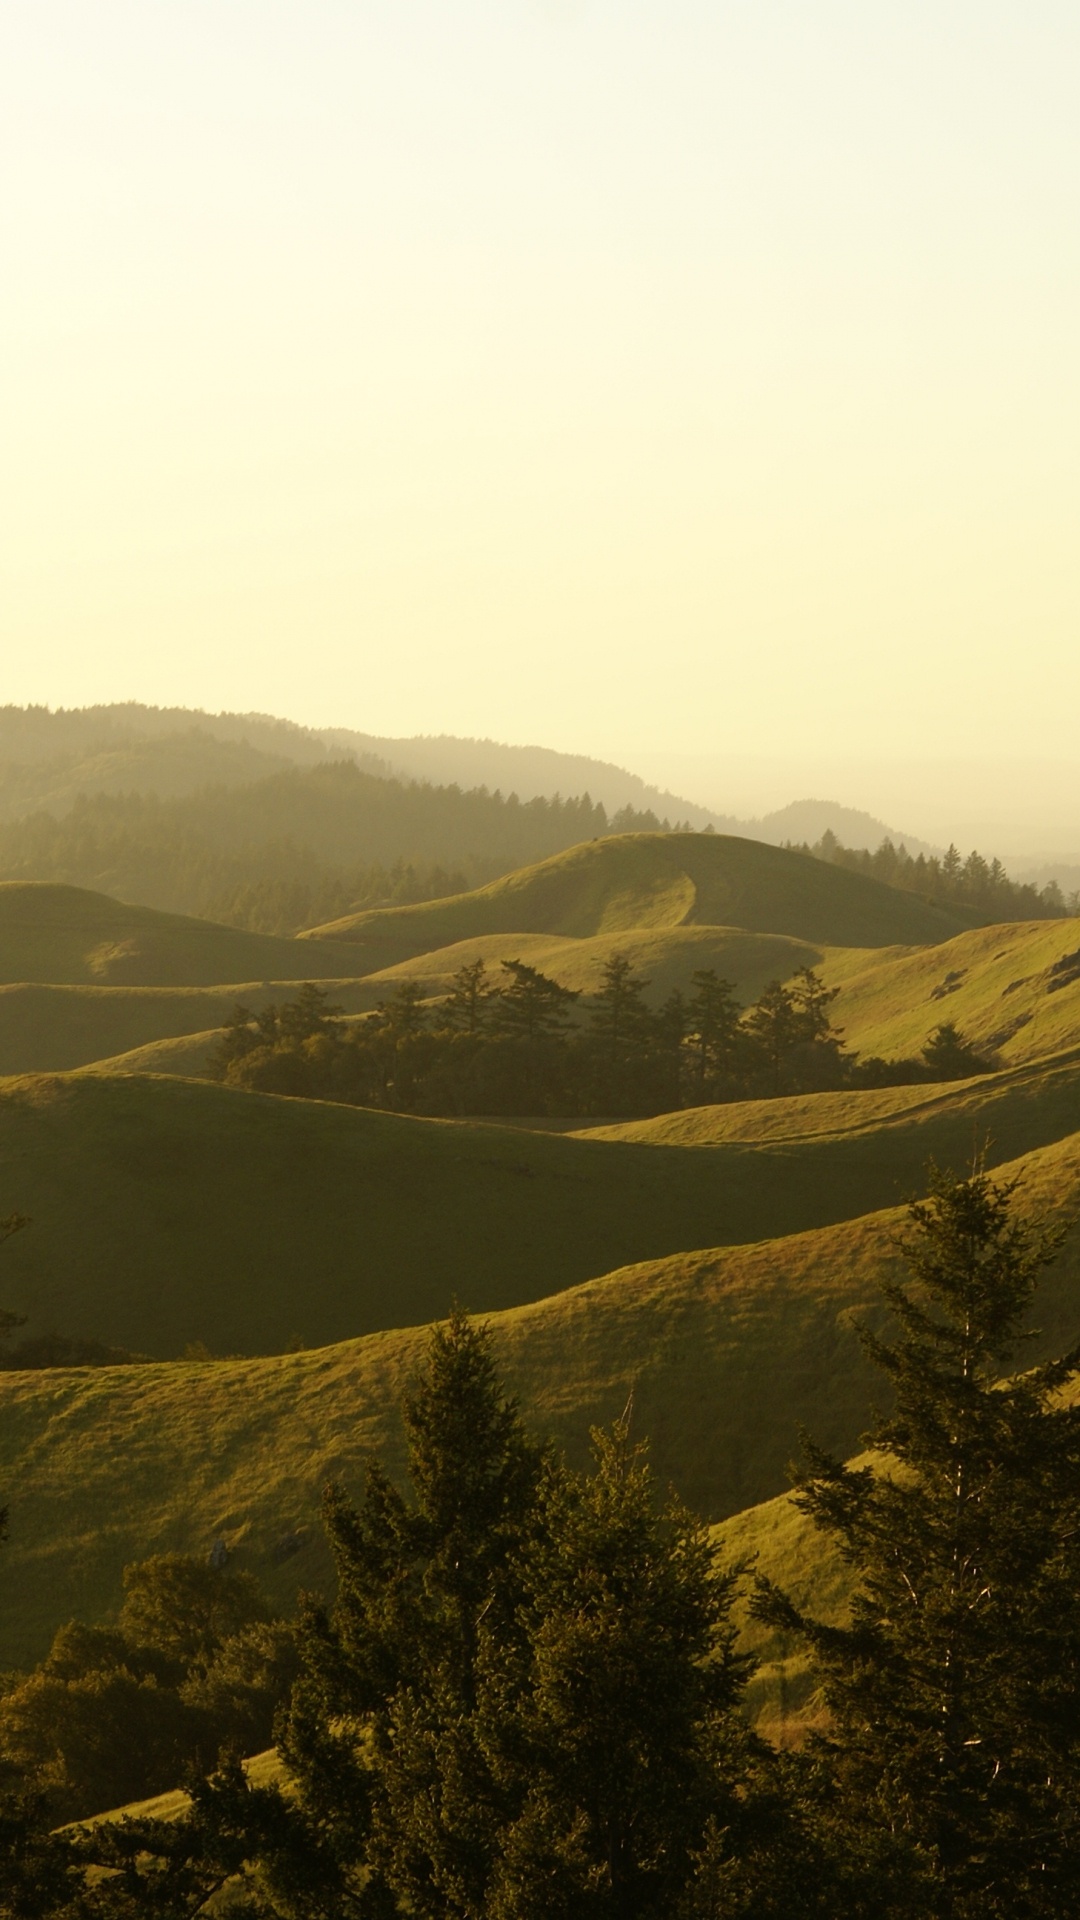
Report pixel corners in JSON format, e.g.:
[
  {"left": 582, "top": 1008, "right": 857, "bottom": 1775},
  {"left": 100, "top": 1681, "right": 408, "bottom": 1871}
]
[{"left": 0, "top": 705, "right": 925, "bottom": 854}]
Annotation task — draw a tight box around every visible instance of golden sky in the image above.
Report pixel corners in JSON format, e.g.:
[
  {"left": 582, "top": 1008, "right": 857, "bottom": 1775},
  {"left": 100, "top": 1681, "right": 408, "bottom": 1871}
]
[{"left": 3, "top": 2, "right": 1079, "bottom": 778}]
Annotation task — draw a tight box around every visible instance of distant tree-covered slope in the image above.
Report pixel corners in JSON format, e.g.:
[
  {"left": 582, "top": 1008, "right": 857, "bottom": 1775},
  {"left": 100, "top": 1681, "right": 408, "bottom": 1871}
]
[
  {"left": 0, "top": 704, "right": 717, "bottom": 829},
  {"left": 0, "top": 763, "right": 676, "bottom": 923},
  {"left": 800, "top": 826, "right": 1070, "bottom": 919}
]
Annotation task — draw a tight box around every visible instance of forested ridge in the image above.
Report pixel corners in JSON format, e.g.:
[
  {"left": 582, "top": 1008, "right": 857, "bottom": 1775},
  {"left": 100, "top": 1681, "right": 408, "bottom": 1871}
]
[
  {"left": 0, "top": 706, "right": 1067, "bottom": 934},
  {"left": 802, "top": 828, "right": 1072, "bottom": 921},
  {"left": 0, "top": 762, "right": 680, "bottom": 929}
]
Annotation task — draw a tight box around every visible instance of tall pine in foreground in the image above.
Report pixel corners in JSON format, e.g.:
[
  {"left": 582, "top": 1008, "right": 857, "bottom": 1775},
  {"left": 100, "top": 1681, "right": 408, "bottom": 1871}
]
[
  {"left": 274, "top": 1309, "right": 544, "bottom": 1917},
  {"left": 477, "top": 1414, "right": 755, "bottom": 1920},
  {"left": 241, "top": 1315, "right": 771, "bottom": 1919},
  {"left": 757, "top": 1162, "right": 1080, "bottom": 1917}
]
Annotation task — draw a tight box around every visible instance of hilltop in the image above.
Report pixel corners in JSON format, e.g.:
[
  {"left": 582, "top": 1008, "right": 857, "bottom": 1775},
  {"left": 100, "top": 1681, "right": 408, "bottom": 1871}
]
[
  {"left": 0, "top": 883, "right": 368, "bottom": 988},
  {"left": 5, "top": 1052, "right": 1080, "bottom": 1361},
  {"left": 302, "top": 831, "right": 975, "bottom": 964},
  {"left": 2, "top": 1125, "right": 1078, "bottom": 1669}
]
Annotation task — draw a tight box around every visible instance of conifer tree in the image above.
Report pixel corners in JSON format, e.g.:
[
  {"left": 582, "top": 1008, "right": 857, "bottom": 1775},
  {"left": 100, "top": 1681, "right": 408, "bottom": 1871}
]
[
  {"left": 478, "top": 1414, "right": 755, "bottom": 1920},
  {"left": 274, "top": 1310, "right": 544, "bottom": 1917},
  {"left": 443, "top": 958, "right": 498, "bottom": 1037},
  {"left": 495, "top": 960, "right": 579, "bottom": 1042},
  {"left": 684, "top": 971, "right": 741, "bottom": 1099},
  {"left": 756, "top": 1163, "right": 1080, "bottom": 1918}
]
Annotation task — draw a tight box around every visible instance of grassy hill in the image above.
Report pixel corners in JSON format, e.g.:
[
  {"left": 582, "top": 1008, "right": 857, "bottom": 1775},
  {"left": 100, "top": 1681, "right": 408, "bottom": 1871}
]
[
  {"left": 5, "top": 1054, "right": 1080, "bottom": 1362},
  {"left": 579, "top": 1045, "right": 1080, "bottom": 1147},
  {"left": 356, "top": 923, "right": 830, "bottom": 1008},
  {"left": 2, "top": 1127, "right": 1078, "bottom": 1670},
  {"left": 0, "top": 884, "right": 368, "bottom": 988},
  {"left": 0, "top": 978, "right": 386, "bottom": 1075},
  {"left": 824, "top": 915, "right": 1080, "bottom": 1067},
  {"left": 301, "top": 833, "right": 975, "bottom": 965}
]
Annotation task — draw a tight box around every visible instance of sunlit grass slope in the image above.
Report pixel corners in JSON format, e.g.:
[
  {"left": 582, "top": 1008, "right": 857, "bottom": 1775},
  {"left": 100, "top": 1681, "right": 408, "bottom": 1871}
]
[
  {"left": 357, "top": 924, "right": 830, "bottom": 1009},
  {"left": 2, "top": 1129, "right": 1078, "bottom": 1670},
  {"left": 6, "top": 1054, "right": 1080, "bottom": 1361},
  {"left": 0, "top": 884, "right": 367, "bottom": 988},
  {"left": 824, "top": 916, "right": 1080, "bottom": 1068},
  {"left": 301, "top": 833, "right": 973, "bottom": 965},
  {"left": 580, "top": 1046, "right": 1080, "bottom": 1148},
  {"left": 0, "top": 978, "right": 383, "bottom": 1075}
]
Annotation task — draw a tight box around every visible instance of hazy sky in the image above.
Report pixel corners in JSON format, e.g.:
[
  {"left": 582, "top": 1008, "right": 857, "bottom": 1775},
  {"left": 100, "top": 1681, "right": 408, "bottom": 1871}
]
[{"left": 3, "top": 3, "right": 1079, "bottom": 793}]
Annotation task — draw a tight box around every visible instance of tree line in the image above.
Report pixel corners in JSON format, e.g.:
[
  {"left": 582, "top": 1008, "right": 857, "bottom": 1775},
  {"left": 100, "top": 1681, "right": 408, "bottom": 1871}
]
[
  {"left": 801, "top": 829, "right": 1073, "bottom": 920},
  {"left": 209, "top": 966, "right": 992, "bottom": 1119},
  {"left": 4, "top": 1165, "right": 1080, "bottom": 1915},
  {"left": 0, "top": 762, "right": 685, "bottom": 930}
]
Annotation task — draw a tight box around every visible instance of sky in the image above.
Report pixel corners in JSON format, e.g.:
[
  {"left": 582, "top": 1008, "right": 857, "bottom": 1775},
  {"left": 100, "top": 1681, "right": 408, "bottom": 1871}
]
[{"left": 2, "top": 2, "right": 1079, "bottom": 834}]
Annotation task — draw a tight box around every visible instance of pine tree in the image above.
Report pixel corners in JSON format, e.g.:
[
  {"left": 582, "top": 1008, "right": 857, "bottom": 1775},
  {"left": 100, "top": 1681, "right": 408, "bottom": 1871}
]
[
  {"left": 755, "top": 1162, "right": 1080, "bottom": 1917},
  {"left": 275, "top": 1310, "right": 544, "bottom": 1918},
  {"left": 684, "top": 971, "right": 741, "bottom": 1100},
  {"left": 442, "top": 958, "right": 498, "bottom": 1037},
  {"left": 478, "top": 1413, "right": 755, "bottom": 1920},
  {"left": 495, "top": 961, "right": 579, "bottom": 1042}
]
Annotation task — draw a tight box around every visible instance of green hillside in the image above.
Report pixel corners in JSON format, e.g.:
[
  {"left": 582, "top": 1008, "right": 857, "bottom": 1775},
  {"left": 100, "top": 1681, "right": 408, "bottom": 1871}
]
[
  {"left": 301, "top": 832, "right": 974, "bottom": 965},
  {"left": 358, "top": 923, "right": 829, "bottom": 1007},
  {"left": 5, "top": 1054, "right": 1080, "bottom": 1362},
  {"left": 824, "top": 915, "right": 1080, "bottom": 1067},
  {"left": 0, "top": 884, "right": 368, "bottom": 988},
  {"left": 2, "top": 1128, "right": 1078, "bottom": 1670},
  {"left": 0, "top": 977, "right": 384, "bottom": 1075},
  {"left": 579, "top": 1045, "right": 1080, "bottom": 1147}
]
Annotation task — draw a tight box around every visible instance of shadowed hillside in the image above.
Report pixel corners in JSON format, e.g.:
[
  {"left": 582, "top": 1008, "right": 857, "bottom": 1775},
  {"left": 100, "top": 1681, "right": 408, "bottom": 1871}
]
[
  {"left": 2, "top": 1128, "right": 1078, "bottom": 1670},
  {"left": 0, "top": 978, "right": 387, "bottom": 1074},
  {"left": 4, "top": 1055, "right": 1080, "bottom": 1361},
  {"left": 302, "top": 832, "right": 976, "bottom": 965},
  {"left": 0, "top": 884, "right": 368, "bottom": 987}
]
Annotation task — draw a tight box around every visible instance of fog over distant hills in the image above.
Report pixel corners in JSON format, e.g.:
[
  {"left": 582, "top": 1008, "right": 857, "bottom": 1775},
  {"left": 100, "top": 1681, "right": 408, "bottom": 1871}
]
[{"left": 5, "top": 704, "right": 1070, "bottom": 882}]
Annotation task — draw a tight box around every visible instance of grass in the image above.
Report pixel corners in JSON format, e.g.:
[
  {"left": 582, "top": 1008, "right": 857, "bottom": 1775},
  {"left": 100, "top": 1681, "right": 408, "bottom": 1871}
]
[
  {"left": 301, "top": 832, "right": 975, "bottom": 963},
  {"left": 2, "top": 1127, "right": 1078, "bottom": 1672},
  {"left": 0, "top": 978, "right": 383, "bottom": 1075},
  {"left": 0, "top": 884, "right": 369, "bottom": 988},
  {"left": 823, "top": 916, "right": 1080, "bottom": 1068},
  {"left": 5, "top": 1050, "right": 1080, "bottom": 1362},
  {"left": 355, "top": 923, "right": 831, "bottom": 1008},
  {"left": 579, "top": 1043, "right": 1080, "bottom": 1148}
]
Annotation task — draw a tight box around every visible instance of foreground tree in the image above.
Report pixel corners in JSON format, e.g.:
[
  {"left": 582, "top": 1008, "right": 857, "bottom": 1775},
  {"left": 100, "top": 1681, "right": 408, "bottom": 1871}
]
[
  {"left": 273, "top": 1310, "right": 544, "bottom": 1916},
  {"left": 756, "top": 1162, "right": 1080, "bottom": 1917},
  {"left": 479, "top": 1414, "right": 755, "bottom": 1920}
]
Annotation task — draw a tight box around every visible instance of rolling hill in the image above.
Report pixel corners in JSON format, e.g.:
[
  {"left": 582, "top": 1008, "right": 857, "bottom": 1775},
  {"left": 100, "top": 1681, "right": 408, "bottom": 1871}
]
[
  {"left": 301, "top": 832, "right": 975, "bottom": 964},
  {"left": 0, "top": 978, "right": 385, "bottom": 1076},
  {"left": 0, "top": 884, "right": 368, "bottom": 988},
  {"left": 4, "top": 1051, "right": 1080, "bottom": 1364},
  {"left": 823, "top": 915, "right": 1080, "bottom": 1067},
  {"left": 2, "top": 1126, "right": 1078, "bottom": 1670},
  {"left": 351, "top": 923, "right": 830, "bottom": 1008}
]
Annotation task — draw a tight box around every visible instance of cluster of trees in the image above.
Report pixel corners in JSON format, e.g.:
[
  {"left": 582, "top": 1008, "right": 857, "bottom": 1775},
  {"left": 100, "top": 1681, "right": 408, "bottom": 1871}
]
[
  {"left": 802, "top": 830, "right": 1074, "bottom": 920},
  {"left": 6, "top": 1166, "right": 1080, "bottom": 1915},
  {"left": 0, "top": 762, "right": 684, "bottom": 928},
  {"left": 0, "top": 1555, "right": 295, "bottom": 1825},
  {"left": 210, "top": 968, "right": 991, "bottom": 1118}
]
